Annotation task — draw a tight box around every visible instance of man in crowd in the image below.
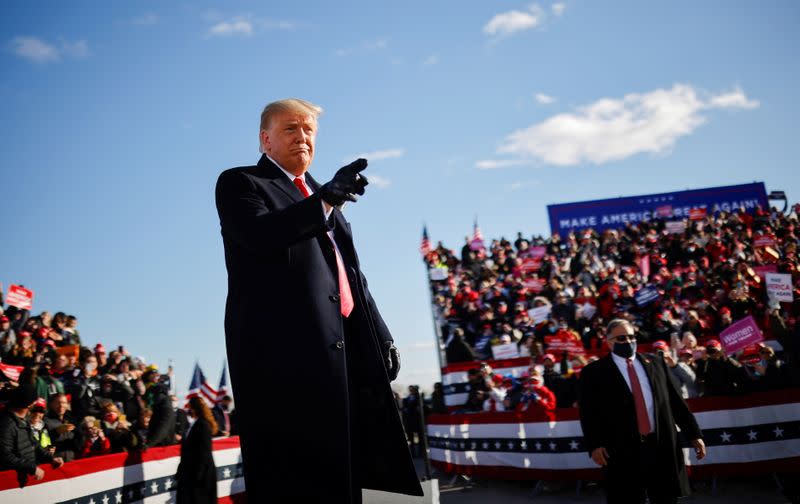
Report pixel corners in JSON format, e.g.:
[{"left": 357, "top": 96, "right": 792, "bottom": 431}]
[
  {"left": 0, "top": 383, "right": 64, "bottom": 487},
  {"left": 215, "top": 98, "right": 421, "bottom": 502},
  {"left": 578, "top": 319, "right": 705, "bottom": 504},
  {"left": 211, "top": 395, "right": 233, "bottom": 437}
]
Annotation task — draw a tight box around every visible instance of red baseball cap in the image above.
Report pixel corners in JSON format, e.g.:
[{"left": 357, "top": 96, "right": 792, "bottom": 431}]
[
  {"left": 0, "top": 316, "right": 9, "bottom": 323},
  {"left": 706, "top": 339, "right": 722, "bottom": 350},
  {"left": 94, "top": 344, "right": 106, "bottom": 353},
  {"left": 652, "top": 340, "right": 669, "bottom": 351}
]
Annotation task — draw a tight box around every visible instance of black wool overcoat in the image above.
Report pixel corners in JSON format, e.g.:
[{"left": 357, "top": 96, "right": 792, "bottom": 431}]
[
  {"left": 215, "top": 155, "right": 422, "bottom": 503},
  {"left": 578, "top": 353, "right": 703, "bottom": 498}
]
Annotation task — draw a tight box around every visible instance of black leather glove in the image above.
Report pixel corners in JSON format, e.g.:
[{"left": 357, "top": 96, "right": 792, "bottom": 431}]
[
  {"left": 383, "top": 341, "right": 400, "bottom": 382},
  {"left": 319, "top": 158, "right": 369, "bottom": 207}
]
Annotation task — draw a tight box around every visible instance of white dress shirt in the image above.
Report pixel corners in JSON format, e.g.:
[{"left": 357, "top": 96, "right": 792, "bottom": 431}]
[{"left": 610, "top": 351, "right": 655, "bottom": 433}]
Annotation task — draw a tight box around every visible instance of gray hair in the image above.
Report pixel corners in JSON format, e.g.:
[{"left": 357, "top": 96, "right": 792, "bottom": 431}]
[{"left": 606, "top": 318, "right": 635, "bottom": 335}]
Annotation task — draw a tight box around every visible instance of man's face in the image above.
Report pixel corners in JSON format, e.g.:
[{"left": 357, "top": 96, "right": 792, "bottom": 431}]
[
  {"left": 55, "top": 396, "right": 69, "bottom": 415},
  {"left": 260, "top": 110, "right": 317, "bottom": 176},
  {"left": 606, "top": 325, "right": 636, "bottom": 352}
]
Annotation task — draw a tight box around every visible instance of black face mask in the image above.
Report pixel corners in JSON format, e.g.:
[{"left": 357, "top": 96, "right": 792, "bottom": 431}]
[{"left": 613, "top": 340, "right": 637, "bottom": 359}]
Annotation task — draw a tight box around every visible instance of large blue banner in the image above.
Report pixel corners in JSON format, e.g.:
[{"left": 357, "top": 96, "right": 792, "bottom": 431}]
[{"left": 547, "top": 182, "right": 768, "bottom": 236}]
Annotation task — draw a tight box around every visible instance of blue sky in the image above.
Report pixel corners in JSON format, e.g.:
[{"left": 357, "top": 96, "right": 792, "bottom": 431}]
[{"left": 1, "top": 1, "right": 798, "bottom": 397}]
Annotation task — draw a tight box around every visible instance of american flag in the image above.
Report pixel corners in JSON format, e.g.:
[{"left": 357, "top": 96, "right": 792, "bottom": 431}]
[
  {"left": 185, "top": 363, "right": 218, "bottom": 406},
  {"left": 420, "top": 225, "right": 432, "bottom": 256},
  {"left": 216, "top": 360, "right": 230, "bottom": 403},
  {"left": 470, "top": 218, "right": 485, "bottom": 251}
]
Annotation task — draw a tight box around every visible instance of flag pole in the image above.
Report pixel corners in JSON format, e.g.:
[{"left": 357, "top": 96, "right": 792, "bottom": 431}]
[{"left": 421, "top": 224, "right": 445, "bottom": 374}]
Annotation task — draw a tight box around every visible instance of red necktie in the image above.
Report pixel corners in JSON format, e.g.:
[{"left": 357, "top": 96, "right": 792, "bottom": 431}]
[
  {"left": 626, "top": 358, "right": 652, "bottom": 435},
  {"left": 293, "top": 177, "right": 354, "bottom": 317}
]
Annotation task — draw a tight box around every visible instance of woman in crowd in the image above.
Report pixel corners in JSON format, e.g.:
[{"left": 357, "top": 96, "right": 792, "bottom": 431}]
[{"left": 176, "top": 396, "right": 218, "bottom": 504}]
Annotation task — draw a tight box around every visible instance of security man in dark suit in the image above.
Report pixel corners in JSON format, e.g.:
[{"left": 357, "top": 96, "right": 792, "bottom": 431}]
[
  {"left": 215, "top": 98, "right": 422, "bottom": 503},
  {"left": 578, "top": 319, "right": 706, "bottom": 504}
]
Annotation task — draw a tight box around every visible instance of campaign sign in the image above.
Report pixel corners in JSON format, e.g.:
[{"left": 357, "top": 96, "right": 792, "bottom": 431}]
[
  {"left": 656, "top": 205, "right": 673, "bottom": 218},
  {"left": 666, "top": 221, "right": 687, "bottom": 234},
  {"left": 491, "top": 343, "right": 520, "bottom": 360},
  {"left": 6, "top": 285, "right": 33, "bottom": 310},
  {"left": 519, "top": 257, "right": 541, "bottom": 274},
  {"left": 0, "top": 363, "right": 24, "bottom": 382},
  {"left": 754, "top": 235, "right": 776, "bottom": 248},
  {"left": 529, "top": 246, "right": 547, "bottom": 259},
  {"left": 528, "top": 305, "right": 552, "bottom": 324},
  {"left": 544, "top": 332, "right": 586, "bottom": 356},
  {"left": 635, "top": 286, "right": 661, "bottom": 307},
  {"left": 765, "top": 273, "right": 793, "bottom": 302},
  {"left": 720, "top": 316, "right": 764, "bottom": 355},
  {"left": 524, "top": 278, "right": 544, "bottom": 293},
  {"left": 689, "top": 208, "right": 707, "bottom": 220},
  {"left": 754, "top": 264, "right": 778, "bottom": 280},
  {"left": 547, "top": 182, "right": 768, "bottom": 235}
]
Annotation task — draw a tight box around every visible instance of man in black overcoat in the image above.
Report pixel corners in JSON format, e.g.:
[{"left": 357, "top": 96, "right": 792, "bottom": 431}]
[
  {"left": 215, "top": 98, "right": 422, "bottom": 503},
  {"left": 578, "top": 319, "right": 706, "bottom": 504}
]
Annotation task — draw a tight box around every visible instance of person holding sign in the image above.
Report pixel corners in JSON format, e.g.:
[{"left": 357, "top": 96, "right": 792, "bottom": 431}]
[
  {"left": 215, "top": 98, "right": 421, "bottom": 503},
  {"left": 578, "top": 319, "right": 705, "bottom": 504}
]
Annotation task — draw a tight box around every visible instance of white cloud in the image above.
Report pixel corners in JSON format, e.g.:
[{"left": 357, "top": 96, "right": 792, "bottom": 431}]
[
  {"left": 493, "top": 84, "right": 759, "bottom": 166},
  {"left": 10, "top": 37, "right": 59, "bottom": 63},
  {"left": 10, "top": 36, "right": 89, "bottom": 63},
  {"left": 708, "top": 89, "right": 759, "bottom": 109},
  {"left": 483, "top": 4, "right": 544, "bottom": 37},
  {"left": 423, "top": 54, "right": 439, "bottom": 66},
  {"left": 60, "top": 39, "right": 88, "bottom": 59},
  {"left": 347, "top": 148, "right": 404, "bottom": 162},
  {"left": 334, "top": 48, "right": 352, "bottom": 57},
  {"left": 535, "top": 92, "right": 555, "bottom": 104},
  {"left": 552, "top": 2, "right": 566, "bottom": 16},
  {"left": 367, "top": 174, "right": 392, "bottom": 189},
  {"left": 208, "top": 18, "right": 253, "bottom": 37},
  {"left": 133, "top": 13, "right": 159, "bottom": 26},
  {"left": 476, "top": 159, "right": 535, "bottom": 170}
]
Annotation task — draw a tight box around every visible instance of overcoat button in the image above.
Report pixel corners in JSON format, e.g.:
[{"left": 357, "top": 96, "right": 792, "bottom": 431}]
[
  {"left": 329, "top": 294, "right": 340, "bottom": 302},
  {"left": 335, "top": 340, "right": 344, "bottom": 349}
]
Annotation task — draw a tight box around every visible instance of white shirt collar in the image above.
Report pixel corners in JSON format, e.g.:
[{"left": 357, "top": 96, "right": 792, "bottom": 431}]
[{"left": 265, "top": 153, "right": 306, "bottom": 183}]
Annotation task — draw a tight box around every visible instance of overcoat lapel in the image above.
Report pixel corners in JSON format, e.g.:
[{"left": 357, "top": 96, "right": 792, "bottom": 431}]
[
  {"left": 257, "top": 154, "right": 304, "bottom": 204},
  {"left": 602, "top": 354, "right": 633, "bottom": 399}
]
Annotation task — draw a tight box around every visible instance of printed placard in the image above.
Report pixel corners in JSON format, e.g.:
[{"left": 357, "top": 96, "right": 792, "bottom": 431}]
[
  {"left": 528, "top": 305, "right": 552, "bottom": 324},
  {"left": 765, "top": 273, "right": 793, "bottom": 302},
  {"left": 720, "top": 316, "right": 764, "bottom": 355},
  {"left": 491, "top": 343, "right": 520, "bottom": 360},
  {"left": 6, "top": 285, "right": 33, "bottom": 310}
]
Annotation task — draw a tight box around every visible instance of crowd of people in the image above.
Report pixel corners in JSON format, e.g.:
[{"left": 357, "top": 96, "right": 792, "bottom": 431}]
[
  {"left": 0, "top": 305, "right": 235, "bottom": 487},
  {"left": 424, "top": 204, "right": 800, "bottom": 413}
]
